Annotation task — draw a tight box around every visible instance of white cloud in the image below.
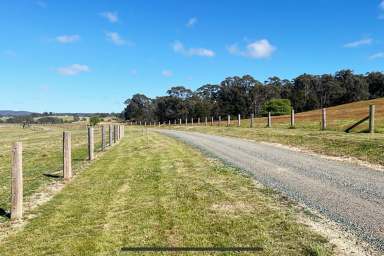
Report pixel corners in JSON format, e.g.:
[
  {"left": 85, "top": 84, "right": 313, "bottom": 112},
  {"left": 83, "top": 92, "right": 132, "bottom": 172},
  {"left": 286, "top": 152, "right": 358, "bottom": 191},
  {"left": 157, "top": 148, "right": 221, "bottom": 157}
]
[
  {"left": 380, "top": 0, "right": 384, "bottom": 10},
  {"left": 100, "top": 11, "right": 118, "bottom": 23},
  {"left": 343, "top": 38, "right": 372, "bottom": 48},
  {"left": 172, "top": 41, "right": 215, "bottom": 57},
  {"left": 162, "top": 70, "right": 173, "bottom": 77},
  {"left": 56, "top": 34, "right": 80, "bottom": 44},
  {"left": 105, "top": 32, "right": 126, "bottom": 46},
  {"left": 228, "top": 39, "right": 276, "bottom": 59},
  {"left": 186, "top": 17, "right": 198, "bottom": 28},
  {"left": 379, "top": 14, "right": 384, "bottom": 19},
  {"left": 57, "top": 64, "right": 90, "bottom": 76},
  {"left": 35, "top": 1, "right": 47, "bottom": 8},
  {"left": 369, "top": 52, "right": 384, "bottom": 60}
]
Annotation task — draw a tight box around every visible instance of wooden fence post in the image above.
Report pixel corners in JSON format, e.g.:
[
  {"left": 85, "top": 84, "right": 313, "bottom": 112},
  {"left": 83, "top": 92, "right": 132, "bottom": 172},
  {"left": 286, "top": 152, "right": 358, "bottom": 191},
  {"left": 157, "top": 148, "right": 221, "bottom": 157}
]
[
  {"left": 115, "top": 125, "right": 119, "bottom": 142},
  {"left": 179, "top": 118, "right": 182, "bottom": 125},
  {"left": 185, "top": 117, "right": 188, "bottom": 126},
  {"left": 88, "top": 127, "right": 94, "bottom": 160},
  {"left": 198, "top": 117, "right": 200, "bottom": 125},
  {"left": 101, "top": 126, "right": 106, "bottom": 150},
  {"left": 109, "top": 125, "right": 113, "bottom": 146},
  {"left": 250, "top": 114, "right": 254, "bottom": 128},
  {"left": 211, "top": 117, "right": 213, "bottom": 126},
  {"left": 227, "top": 115, "right": 231, "bottom": 126},
  {"left": 267, "top": 112, "right": 272, "bottom": 128},
  {"left": 290, "top": 109, "right": 295, "bottom": 128},
  {"left": 321, "top": 108, "right": 327, "bottom": 130},
  {"left": 63, "top": 132, "right": 72, "bottom": 180},
  {"left": 369, "top": 105, "right": 375, "bottom": 133},
  {"left": 205, "top": 116, "right": 208, "bottom": 126},
  {"left": 218, "top": 116, "right": 221, "bottom": 126},
  {"left": 191, "top": 118, "right": 194, "bottom": 126},
  {"left": 238, "top": 114, "right": 241, "bottom": 127},
  {"left": 11, "top": 142, "right": 23, "bottom": 220}
]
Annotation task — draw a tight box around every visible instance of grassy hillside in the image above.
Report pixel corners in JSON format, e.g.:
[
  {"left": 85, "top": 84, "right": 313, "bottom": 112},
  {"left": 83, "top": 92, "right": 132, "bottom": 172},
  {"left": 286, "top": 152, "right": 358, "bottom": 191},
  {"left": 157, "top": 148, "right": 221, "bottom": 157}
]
[
  {"left": 0, "top": 129, "right": 332, "bottom": 255},
  {"left": 237, "top": 98, "right": 384, "bottom": 133}
]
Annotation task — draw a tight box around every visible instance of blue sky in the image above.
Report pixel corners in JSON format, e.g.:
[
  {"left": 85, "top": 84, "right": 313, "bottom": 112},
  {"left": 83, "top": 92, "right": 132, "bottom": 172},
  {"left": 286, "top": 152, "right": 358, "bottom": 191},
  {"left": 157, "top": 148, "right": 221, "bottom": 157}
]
[{"left": 1, "top": 0, "right": 384, "bottom": 113}]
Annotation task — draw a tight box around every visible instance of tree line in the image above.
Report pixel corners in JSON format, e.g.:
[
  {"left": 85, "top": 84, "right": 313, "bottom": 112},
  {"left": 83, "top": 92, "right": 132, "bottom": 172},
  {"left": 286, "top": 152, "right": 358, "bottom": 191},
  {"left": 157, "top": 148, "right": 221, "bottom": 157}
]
[{"left": 122, "top": 69, "right": 384, "bottom": 122}]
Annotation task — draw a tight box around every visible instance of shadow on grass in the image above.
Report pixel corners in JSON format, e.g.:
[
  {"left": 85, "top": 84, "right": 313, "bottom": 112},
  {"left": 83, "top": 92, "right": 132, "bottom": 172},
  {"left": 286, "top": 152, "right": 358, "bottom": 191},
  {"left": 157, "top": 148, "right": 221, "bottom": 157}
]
[
  {"left": 120, "top": 247, "right": 263, "bottom": 253},
  {"left": 43, "top": 173, "right": 62, "bottom": 179},
  {"left": 0, "top": 208, "right": 10, "bottom": 219}
]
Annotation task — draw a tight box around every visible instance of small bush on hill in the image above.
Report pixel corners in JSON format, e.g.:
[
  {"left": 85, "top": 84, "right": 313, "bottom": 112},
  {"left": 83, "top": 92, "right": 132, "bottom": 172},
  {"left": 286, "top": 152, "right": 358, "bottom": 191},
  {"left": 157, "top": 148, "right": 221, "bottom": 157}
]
[{"left": 261, "top": 99, "right": 292, "bottom": 116}]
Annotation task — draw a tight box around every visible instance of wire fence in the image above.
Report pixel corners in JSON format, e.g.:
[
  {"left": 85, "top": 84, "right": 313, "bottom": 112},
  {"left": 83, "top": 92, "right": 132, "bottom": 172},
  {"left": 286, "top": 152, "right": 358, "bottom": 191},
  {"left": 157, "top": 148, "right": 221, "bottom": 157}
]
[{"left": 0, "top": 123, "right": 125, "bottom": 221}]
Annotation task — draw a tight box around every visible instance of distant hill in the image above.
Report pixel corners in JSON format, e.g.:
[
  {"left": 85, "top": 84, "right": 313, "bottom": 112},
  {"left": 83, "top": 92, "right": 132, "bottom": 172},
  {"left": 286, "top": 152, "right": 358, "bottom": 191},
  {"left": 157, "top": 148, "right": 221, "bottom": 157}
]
[{"left": 0, "top": 110, "right": 35, "bottom": 116}]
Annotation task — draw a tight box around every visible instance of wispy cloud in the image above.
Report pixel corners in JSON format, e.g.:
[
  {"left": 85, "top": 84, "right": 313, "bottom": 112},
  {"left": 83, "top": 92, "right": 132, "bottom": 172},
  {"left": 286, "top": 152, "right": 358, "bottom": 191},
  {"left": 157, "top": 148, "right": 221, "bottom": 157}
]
[
  {"left": 105, "top": 32, "right": 127, "bottom": 46},
  {"left": 35, "top": 1, "right": 47, "bottom": 8},
  {"left": 130, "top": 69, "right": 138, "bottom": 75},
  {"left": 172, "top": 41, "right": 215, "bottom": 57},
  {"left": 378, "top": 1, "right": 384, "bottom": 19},
  {"left": 186, "top": 17, "right": 198, "bottom": 28},
  {"left": 57, "top": 64, "right": 90, "bottom": 76},
  {"left": 100, "top": 11, "right": 118, "bottom": 23},
  {"left": 162, "top": 70, "right": 173, "bottom": 77},
  {"left": 228, "top": 39, "right": 276, "bottom": 59},
  {"left": 3, "top": 50, "right": 16, "bottom": 58},
  {"left": 343, "top": 38, "right": 372, "bottom": 48},
  {"left": 56, "top": 34, "right": 80, "bottom": 44},
  {"left": 39, "top": 85, "right": 50, "bottom": 93},
  {"left": 369, "top": 52, "right": 384, "bottom": 60}
]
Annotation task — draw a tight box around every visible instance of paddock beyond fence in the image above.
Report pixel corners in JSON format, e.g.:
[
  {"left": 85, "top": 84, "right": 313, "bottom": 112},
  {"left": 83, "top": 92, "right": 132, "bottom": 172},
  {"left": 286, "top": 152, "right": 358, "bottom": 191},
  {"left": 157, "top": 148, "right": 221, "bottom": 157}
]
[{"left": 0, "top": 124, "right": 125, "bottom": 221}]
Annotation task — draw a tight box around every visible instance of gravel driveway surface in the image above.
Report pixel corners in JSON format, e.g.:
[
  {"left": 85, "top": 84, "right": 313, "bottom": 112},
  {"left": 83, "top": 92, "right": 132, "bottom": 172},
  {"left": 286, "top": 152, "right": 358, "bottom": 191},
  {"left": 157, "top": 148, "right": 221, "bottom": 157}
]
[{"left": 157, "top": 129, "right": 384, "bottom": 251}]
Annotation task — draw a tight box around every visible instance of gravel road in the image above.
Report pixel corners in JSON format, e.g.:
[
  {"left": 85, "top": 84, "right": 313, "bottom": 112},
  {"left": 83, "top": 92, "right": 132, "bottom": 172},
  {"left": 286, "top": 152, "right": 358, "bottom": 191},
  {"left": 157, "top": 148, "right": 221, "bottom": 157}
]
[{"left": 157, "top": 129, "right": 384, "bottom": 251}]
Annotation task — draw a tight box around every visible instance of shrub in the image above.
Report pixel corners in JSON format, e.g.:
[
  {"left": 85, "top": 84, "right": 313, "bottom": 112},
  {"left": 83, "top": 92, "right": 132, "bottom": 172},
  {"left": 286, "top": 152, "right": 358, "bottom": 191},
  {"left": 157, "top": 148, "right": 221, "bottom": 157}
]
[
  {"left": 261, "top": 99, "right": 292, "bottom": 116},
  {"left": 89, "top": 116, "right": 101, "bottom": 126},
  {"left": 37, "top": 117, "right": 64, "bottom": 124}
]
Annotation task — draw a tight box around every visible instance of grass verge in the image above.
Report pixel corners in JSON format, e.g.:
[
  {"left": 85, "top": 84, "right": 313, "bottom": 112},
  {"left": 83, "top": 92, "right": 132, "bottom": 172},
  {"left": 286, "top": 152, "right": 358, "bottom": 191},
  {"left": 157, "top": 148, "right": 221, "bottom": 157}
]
[
  {"left": 166, "top": 125, "right": 384, "bottom": 166},
  {"left": 0, "top": 128, "right": 332, "bottom": 255}
]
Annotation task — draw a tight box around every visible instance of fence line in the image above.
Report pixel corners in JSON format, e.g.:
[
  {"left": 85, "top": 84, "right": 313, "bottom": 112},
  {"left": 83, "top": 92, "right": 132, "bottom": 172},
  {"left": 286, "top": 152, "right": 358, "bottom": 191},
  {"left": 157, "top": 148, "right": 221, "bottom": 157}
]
[
  {"left": 131, "top": 104, "right": 377, "bottom": 133},
  {"left": 4, "top": 124, "right": 126, "bottom": 220}
]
